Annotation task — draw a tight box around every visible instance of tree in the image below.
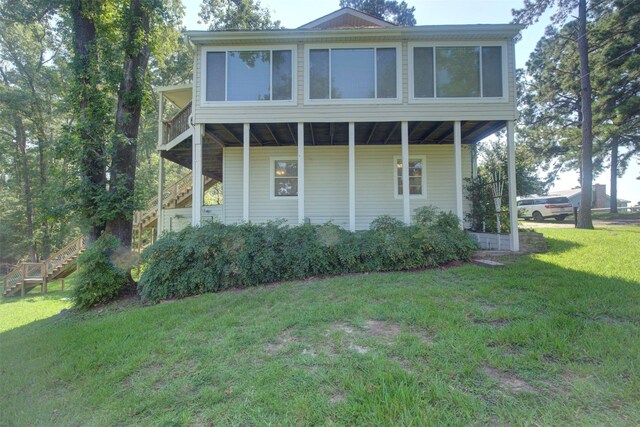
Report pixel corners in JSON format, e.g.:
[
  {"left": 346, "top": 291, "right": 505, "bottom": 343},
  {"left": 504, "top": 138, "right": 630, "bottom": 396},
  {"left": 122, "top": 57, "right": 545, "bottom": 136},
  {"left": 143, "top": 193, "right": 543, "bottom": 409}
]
[
  {"left": 339, "top": 0, "right": 416, "bottom": 26},
  {"left": 199, "top": 0, "right": 281, "bottom": 30},
  {"left": 513, "top": 0, "right": 595, "bottom": 229}
]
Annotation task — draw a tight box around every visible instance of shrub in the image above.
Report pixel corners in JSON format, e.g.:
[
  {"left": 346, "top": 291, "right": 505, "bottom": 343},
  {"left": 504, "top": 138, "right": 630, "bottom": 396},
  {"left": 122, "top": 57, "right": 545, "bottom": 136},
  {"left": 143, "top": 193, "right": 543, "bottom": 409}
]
[
  {"left": 73, "top": 235, "right": 129, "bottom": 309},
  {"left": 138, "top": 216, "right": 478, "bottom": 303}
]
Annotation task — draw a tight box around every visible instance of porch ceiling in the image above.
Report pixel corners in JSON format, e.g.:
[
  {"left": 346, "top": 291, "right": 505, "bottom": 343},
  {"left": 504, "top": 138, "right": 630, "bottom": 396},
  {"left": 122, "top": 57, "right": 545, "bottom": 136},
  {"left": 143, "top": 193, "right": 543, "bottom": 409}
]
[{"left": 203, "top": 120, "right": 506, "bottom": 147}]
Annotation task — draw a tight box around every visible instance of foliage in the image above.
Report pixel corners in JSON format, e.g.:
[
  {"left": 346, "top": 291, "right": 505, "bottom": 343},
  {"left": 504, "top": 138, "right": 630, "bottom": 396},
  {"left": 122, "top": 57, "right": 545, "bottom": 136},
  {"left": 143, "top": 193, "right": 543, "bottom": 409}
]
[
  {"left": 2, "top": 227, "right": 640, "bottom": 425},
  {"left": 138, "top": 216, "right": 477, "bottom": 302},
  {"left": 199, "top": 0, "right": 281, "bottom": 30},
  {"left": 339, "top": 0, "right": 416, "bottom": 26},
  {"left": 72, "top": 234, "right": 128, "bottom": 309},
  {"left": 464, "top": 176, "right": 511, "bottom": 233}
]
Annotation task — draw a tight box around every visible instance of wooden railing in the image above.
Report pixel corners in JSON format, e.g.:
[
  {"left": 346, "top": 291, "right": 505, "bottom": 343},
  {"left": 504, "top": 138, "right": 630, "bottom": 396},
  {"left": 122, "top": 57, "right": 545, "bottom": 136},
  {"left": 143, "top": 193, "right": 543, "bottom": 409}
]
[
  {"left": 23, "top": 263, "right": 46, "bottom": 281},
  {"left": 46, "top": 236, "right": 85, "bottom": 275},
  {"left": 163, "top": 101, "right": 192, "bottom": 145},
  {"left": 133, "top": 172, "right": 194, "bottom": 227},
  {"left": 3, "top": 268, "right": 23, "bottom": 294}
]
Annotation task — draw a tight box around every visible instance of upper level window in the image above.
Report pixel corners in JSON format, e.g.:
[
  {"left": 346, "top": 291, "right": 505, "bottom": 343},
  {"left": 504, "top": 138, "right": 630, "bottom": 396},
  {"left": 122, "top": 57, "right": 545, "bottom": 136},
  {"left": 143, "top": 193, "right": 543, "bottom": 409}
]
[
  {"left": 205, "top": 49, "right": 293, "bottom": 102},
  {"left": 309, "top": 47, "right": 398, "bottom": 100},
  {"left": 412, "top": 45, "right": 504, "bottom": 99}
]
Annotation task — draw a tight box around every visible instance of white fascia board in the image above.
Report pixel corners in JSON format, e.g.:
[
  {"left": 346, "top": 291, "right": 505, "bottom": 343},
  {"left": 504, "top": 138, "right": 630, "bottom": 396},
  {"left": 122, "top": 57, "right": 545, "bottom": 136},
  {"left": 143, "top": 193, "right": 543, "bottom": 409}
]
[{"left": 184, "top": 24, "right": 525, "bottom": 46}]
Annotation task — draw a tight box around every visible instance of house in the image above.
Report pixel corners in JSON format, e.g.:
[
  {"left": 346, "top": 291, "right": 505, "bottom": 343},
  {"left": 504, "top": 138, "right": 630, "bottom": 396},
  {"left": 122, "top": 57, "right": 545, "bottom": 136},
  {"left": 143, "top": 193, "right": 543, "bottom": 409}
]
[
  {"left": 153, "top": 8, "right": 523, "bottom": 251},
  {"left": 549, "top": 184, "right": 630, "bottom": 209}
]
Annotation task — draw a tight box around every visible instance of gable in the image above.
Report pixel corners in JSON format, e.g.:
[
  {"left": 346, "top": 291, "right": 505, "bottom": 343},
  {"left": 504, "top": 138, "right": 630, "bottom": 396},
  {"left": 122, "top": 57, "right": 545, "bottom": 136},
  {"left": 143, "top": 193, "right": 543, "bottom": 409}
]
[{"left": 299, "top": 7, "right": 395, "bottom": 30}]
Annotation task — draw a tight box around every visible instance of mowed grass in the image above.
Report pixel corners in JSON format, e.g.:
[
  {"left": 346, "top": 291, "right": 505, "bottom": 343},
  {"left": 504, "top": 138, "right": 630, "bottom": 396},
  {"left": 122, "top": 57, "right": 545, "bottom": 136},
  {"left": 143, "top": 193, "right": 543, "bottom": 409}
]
[{"left": 1, "top": 227, "right": 639, "bottom": 426}]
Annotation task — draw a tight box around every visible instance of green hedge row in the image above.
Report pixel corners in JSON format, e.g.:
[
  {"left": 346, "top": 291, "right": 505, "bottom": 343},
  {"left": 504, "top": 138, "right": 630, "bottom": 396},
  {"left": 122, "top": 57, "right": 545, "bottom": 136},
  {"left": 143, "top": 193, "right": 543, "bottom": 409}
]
[{"left": 138, "top": 210, "right": 477, "bottom": 303}]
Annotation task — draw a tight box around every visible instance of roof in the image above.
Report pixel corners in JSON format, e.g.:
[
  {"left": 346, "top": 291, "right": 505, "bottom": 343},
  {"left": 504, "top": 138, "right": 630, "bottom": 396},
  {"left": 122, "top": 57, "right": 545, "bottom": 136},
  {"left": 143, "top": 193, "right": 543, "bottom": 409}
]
[
  {"left": 156, "top": 84, "right": 192, "bottom": 109},
  {"left": 185, "top": 24, "right": 524, "bottom": 46},
  {"left": 298, "top": 7, "right": 395, "bottom": 29}
]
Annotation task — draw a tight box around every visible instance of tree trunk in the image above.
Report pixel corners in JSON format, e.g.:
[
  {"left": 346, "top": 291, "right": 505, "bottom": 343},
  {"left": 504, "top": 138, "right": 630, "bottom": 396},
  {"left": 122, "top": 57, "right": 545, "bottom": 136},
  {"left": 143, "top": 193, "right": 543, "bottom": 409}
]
[
  {"left": 15, "top": 116, "right": 37, "bottom": 261},
  {"left": 576, "top": 0, "right": 594, "bottom": 229},
  {"left": 610, "top": 137, "right": 619, "bottom": 214},
  {"left": 105, "top": 0, "right": 152, "bottom": 256},
  {"left": 37, "top": 134, "right": 52, "bottom": 258},
  {"left": 71, "top": 0, "right": 107, "bottom": 243}
]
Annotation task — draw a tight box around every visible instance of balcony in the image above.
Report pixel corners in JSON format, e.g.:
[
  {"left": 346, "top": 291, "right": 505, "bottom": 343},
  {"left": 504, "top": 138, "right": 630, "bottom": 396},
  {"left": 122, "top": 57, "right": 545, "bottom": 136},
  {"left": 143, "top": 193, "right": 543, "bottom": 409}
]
[{"left": 162, "top": 101, "right": 192, "bottom": 147}]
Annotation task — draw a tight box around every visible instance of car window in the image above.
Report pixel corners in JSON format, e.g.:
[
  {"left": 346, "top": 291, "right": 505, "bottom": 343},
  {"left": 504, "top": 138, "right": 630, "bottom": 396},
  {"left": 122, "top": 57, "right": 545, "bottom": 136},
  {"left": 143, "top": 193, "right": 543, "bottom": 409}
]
[{"left": 547, "top": 197, "right": 570, "bottom": 204}]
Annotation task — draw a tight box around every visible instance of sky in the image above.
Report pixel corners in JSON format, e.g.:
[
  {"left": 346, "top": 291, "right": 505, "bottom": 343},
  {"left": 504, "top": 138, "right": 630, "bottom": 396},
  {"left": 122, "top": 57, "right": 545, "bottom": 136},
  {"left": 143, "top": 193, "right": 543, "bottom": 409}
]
[{"left": 183, "top": 0, "right": 639, "bottom": 205}]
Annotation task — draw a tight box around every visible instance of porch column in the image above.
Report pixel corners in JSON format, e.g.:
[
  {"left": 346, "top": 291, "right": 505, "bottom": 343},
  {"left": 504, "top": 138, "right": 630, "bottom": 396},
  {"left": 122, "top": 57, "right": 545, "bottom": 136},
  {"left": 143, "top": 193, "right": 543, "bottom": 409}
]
[
  {"left": 507, "top": 120, "right": 520, "bottom": 251},
  {"left": 298, "top": 123, "right": 305, "bottom": 224},
  {"left": 401, "top": 121, "right": 410, "bottom": 225},
  {"left": 348, "top": 122, "right": 356, "bottom": 231},
  {"left": 243, "top": 123, "right": 250, "bottom": 222},
  {"left": 454, "top": 121, "right": 463, "bottom": 227},
  {"left": 157, "top": 93, "right": 164, "bottom": 147},
  {"left": 191, "top": 124, "right": 203, "bottom": 227},
  {"left": 157, "top": 155, "right": 165, "bottom": 234}
]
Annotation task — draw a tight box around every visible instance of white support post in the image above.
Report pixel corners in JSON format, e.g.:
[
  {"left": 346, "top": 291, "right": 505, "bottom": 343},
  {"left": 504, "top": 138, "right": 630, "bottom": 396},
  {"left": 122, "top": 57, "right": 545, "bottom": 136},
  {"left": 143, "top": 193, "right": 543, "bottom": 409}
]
[
  {"left": 191, "top": 124, "right": 203, "bottom": 227},
  {"left": 401, "top": 121, "right": 410, "bottom": 225},
  {"left": 243, "top": 123, "right": 250, "bottom": 222},
  {"left": 454, "top": 121, "right": 463, "bottom": 227},
  {"left": 297, "top": 122, "right": 305, "bottom": 224},
  {"left": 507, "top": 120, "right": 520, "bottom": 251},
  {"left": 348, "top": 122, "right": 356, "bottom": 232},
  {"left": 157, "top": 93, "right": 164, "bottom": 147},
  {"left": 157, "top": 156, "right": 165, "bottom": 235}
]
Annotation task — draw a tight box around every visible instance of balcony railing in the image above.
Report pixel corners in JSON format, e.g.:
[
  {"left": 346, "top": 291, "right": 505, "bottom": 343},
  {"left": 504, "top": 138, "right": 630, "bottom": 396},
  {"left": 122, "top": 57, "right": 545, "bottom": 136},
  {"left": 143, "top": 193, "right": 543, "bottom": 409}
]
[{"left": 162, "top": 101, "right": 192, "bottom": 145}]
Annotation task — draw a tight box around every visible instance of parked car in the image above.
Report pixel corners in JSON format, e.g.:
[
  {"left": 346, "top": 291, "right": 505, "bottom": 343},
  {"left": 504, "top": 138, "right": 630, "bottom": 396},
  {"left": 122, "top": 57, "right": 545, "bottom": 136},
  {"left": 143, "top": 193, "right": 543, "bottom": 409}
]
[{"left": 517, "top": 196, "right": 574, "bottom": 221}]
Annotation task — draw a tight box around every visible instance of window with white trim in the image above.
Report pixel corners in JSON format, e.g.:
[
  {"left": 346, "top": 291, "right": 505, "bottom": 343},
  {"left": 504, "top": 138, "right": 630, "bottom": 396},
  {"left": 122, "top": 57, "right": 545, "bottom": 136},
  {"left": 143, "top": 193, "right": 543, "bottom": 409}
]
[
  {"left": 308, "top": 47, "right": 398, "bottom": 100},
  {"left": 412, "top": 45, "right": 503, "bottom": 98},
  {"left": 394, "top": 156, "right": 426, "bottom": 197},
  {"left": 273, "top": 159, "right": 298, "bottom": 197},
  {"left": 205, "top": 49, "right": 293, "bottom": 102}
]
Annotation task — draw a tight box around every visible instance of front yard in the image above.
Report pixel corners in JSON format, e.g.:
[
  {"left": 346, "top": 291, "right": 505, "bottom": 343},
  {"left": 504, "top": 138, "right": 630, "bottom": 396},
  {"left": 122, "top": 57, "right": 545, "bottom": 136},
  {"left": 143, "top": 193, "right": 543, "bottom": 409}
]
[{"left": 1, "top": 227, "right": 638, "bottom": 425}]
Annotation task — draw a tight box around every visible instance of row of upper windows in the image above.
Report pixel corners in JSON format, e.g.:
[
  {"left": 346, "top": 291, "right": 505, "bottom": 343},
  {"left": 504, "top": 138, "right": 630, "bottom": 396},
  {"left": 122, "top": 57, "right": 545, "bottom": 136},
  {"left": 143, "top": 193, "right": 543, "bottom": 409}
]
[{"left": 201, "top": 44, "right": 508, "bottom": 104}]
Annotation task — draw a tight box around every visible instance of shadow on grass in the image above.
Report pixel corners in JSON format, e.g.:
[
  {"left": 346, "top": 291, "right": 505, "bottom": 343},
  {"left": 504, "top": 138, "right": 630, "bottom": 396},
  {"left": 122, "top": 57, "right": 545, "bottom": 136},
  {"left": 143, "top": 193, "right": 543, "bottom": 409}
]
[{"left": 542, "top": 237, "right": 582, "bottom": 254}]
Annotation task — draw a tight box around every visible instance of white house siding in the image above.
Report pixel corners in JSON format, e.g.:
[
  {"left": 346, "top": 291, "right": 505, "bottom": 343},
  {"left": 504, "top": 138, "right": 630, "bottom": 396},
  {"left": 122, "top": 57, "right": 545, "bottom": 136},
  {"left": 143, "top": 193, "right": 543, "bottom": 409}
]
[
  {"left": 192, "top": 39, "right": 517, "bottom": 124},
  {"left": 223, "top": 144, "right": 471, "bottom": 229}
]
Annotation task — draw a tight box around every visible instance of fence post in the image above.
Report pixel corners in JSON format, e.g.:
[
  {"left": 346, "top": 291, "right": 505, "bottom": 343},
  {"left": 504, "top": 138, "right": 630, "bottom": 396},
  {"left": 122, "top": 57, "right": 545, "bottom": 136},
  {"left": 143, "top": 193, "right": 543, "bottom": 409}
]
[{"left": 574, "top": 207, "right": 579, "bottom": 227}]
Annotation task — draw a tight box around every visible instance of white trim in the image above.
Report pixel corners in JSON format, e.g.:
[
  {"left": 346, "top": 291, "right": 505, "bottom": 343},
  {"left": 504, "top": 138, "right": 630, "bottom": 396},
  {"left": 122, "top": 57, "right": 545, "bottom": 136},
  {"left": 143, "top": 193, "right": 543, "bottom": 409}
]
[
  {"left": 401, "top": 122, "right": 410, "bottom": 225},
  {"left": 191, "top": 125, "right": 203, "bottom": 227},
  {"left": 160, "top": 127, "right": 193, "bottom": 151},
  {"left": 507, "top": 120, "right": 519, "bottom": 252},
  {"left": 243, "top": 123, "right": 250, "bottom": 222},
  {"left": 157, "top": 156, "right": 164, "bottom": 235},
  {"left": 269, "top": 156, "right": 299, "bottom": 201},
  {"left": 408, "top": 41, "right": 509, "bottom": 104},
  {"left": 200, "top": 45, "right": 297, "bottom": 107},
  {"left": 297, "top": 123, "right": 305, "bottom": 223},
  {"left": 304, "top": 43, "right": 402, "bottom": 105},
  {"left": 392, "top": 155, "right": 428, "bottom": 200},
  {"left": 348, "top": 122, "right": 356, "bottom": 232},
  {"left": 454, "top": 121, "right": 463, "bottom": 226}
]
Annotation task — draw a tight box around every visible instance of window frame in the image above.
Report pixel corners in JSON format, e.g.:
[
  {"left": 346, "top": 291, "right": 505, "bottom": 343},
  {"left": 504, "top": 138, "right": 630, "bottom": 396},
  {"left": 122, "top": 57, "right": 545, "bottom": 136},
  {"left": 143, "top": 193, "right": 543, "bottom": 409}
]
[
  {"left": 200, "top": 45, "right": 297, "bottom": 107},
  {"left": 304, "top": 42, "right": 402, "bottom": 105},
  {"left": 270, "top": 156, "right": 299, "bottom": 200},
  {"left": 408, "top": 41, "right": 508, "bottom": 104},
  {"left": 393, "top": 155, "right": 427, "bottom": 199}
]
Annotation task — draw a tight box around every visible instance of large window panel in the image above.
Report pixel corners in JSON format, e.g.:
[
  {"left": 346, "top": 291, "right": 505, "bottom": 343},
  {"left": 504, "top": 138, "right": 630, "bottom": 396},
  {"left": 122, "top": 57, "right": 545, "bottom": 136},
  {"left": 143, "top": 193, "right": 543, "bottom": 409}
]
[
  {"left": 206, "top": 52, "right": 226, "bottom": 101},
  {"left": 482, "top": 47, "right": 503, "bottom": 97},
  {"left": 331, "top": 48, "right": 375, "bottom": 99},
  {"left": 436, "top": 47, "right": 480, "bottom": 97},
  {"left": 376, "top": 48, "right": 397, "bottom": 98},
  {"left": 272, "top": 50, "right": 292, "bottom": 100},
  {"left": 227, "top": 51, "right": 271, "bottom": 101},
  {"left": 413, "top": 47, "right": 434, "bottom": 98},
  {"left": 309, "top": 49, "right": 330, "bottom": 99}
]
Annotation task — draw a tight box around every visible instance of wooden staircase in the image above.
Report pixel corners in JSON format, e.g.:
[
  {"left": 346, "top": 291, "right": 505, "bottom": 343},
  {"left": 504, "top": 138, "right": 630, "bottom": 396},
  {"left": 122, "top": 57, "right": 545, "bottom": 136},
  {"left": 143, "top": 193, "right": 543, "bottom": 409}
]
[
  {"left": 3, "top": 172, "right": 212, "bottom": 297},
  {"left": 3, "top": 236, "right": 85, "bottom": 297}
]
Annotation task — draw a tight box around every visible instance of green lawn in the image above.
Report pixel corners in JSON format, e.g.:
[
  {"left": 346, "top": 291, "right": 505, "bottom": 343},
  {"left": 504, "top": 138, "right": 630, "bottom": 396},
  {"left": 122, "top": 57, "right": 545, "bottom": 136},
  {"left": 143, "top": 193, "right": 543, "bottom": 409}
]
[{"left": 1, "top": 227, "right": 639, "bottom": 426}]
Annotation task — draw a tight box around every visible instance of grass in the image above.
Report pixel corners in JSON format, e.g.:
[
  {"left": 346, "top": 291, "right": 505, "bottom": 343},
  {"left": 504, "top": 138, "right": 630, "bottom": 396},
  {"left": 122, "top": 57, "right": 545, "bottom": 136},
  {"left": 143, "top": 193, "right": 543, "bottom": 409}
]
[
  {"left": 1, "top": 226, "right": 639, "bottom": 425},
  {"left": 591, "top": 211, "right": 640, "bottom": 221}
]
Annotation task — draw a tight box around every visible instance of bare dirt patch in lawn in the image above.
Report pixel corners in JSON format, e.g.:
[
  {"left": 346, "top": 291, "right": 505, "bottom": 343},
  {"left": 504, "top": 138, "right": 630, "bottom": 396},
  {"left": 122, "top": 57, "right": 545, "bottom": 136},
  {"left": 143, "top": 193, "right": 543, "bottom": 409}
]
[
  {"left": 265, "top": 331, "right": 300, "bottom": 355},
  {"left": 330, "top": 391, "right": 347, "bottom": 404},
  {"left": 364, "top": 320, "right": 401, "bottom": 341},
  {"left": 483, "top": 366, "right": 539, "bottom": 394}
]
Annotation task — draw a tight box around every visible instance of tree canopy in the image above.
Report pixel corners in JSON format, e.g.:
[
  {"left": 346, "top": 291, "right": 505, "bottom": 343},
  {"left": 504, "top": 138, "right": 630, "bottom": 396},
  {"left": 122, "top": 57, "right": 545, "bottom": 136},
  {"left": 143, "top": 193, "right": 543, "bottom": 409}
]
[{"left": 339, "top": 0, "right": 416, "bottom": 26}]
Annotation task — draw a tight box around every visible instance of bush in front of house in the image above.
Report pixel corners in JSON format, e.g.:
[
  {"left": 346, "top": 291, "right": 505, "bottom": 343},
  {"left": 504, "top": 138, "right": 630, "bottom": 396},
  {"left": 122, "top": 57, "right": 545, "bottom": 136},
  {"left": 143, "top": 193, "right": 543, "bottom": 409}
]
[
  {"left": 73, "top": 234, "right": 129, "bottom": 309},
  {"left": 138, "top": 212, "right": 478, "bottom": 303}
]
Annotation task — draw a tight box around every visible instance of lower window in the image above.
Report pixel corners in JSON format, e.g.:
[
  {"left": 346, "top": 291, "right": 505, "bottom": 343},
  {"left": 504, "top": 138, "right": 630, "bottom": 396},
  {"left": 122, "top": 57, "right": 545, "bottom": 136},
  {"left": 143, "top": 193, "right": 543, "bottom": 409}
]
[
  {"left": 394, "top": 156, "right": 426, "bottom": 197},
  {"left": 273, "top": 159, "right": 298, "bottom": 197}
]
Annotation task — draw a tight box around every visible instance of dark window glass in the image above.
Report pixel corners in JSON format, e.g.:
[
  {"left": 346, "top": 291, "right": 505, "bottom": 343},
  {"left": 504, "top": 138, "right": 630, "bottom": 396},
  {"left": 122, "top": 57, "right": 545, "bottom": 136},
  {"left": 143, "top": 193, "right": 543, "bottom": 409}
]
[
  {"left": 413, "top": 47, "right": 434, "bottom": 98},
  {"left": 310, "top": 49, "right": 330, "bottom": 99},
  {"left": 272, "top": 50, "right": 292, "bottom": 100},
  {"left": 206, "top": 52, "right": 226, "bottom": 101},
  {"left": 482, "top": 46, "right": 503, "bottom": 97},
  {"left": 377, "top": 48, "right": 397, "bottom": 98}
]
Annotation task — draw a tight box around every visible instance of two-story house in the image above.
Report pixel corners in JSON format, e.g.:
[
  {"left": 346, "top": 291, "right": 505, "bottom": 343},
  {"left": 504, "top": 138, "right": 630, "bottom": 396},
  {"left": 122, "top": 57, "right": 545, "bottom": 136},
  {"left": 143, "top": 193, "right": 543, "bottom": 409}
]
[{"left": 153, "top": 7, "right": 523, "bottom": 251}]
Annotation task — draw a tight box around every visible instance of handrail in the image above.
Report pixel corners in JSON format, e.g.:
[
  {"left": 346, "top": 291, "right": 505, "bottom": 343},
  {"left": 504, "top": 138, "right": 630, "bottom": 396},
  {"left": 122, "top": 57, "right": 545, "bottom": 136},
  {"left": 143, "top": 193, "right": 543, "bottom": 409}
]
[
  {"left": 45, "top": 236, "right": 85, "bottom": 275},
  {"left": 162, "top": 102, "right": 192, "bottom": 144},
  {"left": 3, "top": 267, "right": 23, "bottom": 293}
]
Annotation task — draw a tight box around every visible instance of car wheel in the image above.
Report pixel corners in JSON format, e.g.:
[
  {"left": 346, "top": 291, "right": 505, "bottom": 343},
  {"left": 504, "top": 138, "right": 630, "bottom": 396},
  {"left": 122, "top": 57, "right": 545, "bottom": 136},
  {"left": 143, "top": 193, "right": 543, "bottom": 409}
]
[
  {"left": 533, "top": 211, "right": 544, "bottom": 221},
  {"left": 555, "top": 215, "right": 567, "bottom": 221}
]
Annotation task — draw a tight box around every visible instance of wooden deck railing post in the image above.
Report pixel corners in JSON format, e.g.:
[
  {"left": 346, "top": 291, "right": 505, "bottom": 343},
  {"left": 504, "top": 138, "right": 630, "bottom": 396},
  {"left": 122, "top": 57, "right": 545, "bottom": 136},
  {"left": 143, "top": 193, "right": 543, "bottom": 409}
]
[{"left": 21, "top": 264, "right": 26, "bottom": 297}]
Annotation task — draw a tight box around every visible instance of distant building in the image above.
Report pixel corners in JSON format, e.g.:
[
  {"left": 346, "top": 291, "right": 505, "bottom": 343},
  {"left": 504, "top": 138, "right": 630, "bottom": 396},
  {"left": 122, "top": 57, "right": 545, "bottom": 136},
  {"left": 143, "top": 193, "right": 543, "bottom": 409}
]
[{"left": 549, "top": 184, "right": 630, "bottom": 208}]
